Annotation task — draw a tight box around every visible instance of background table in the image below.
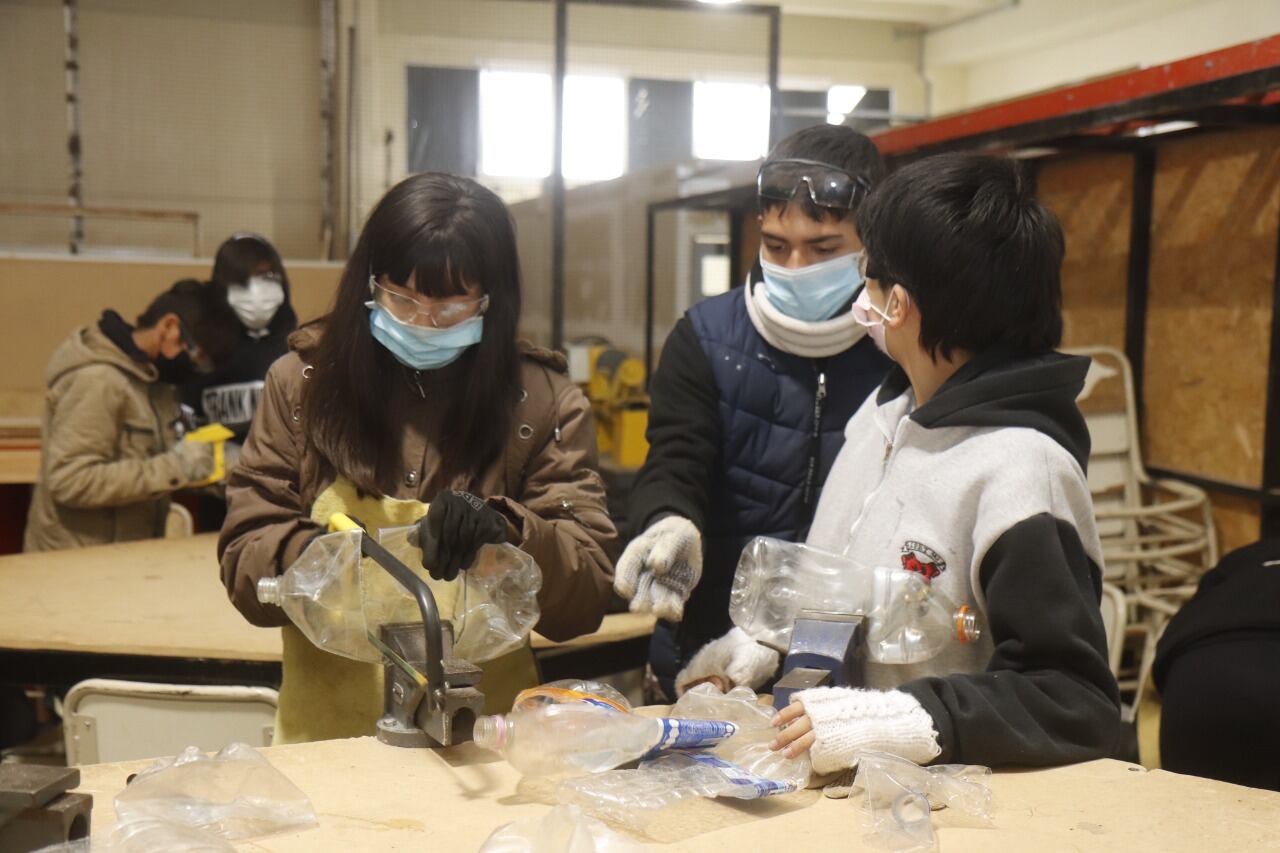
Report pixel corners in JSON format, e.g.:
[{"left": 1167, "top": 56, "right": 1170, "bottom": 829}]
[
  {"left": 0, "top": 534, "right": 654, "bottom": 686},
  {"left": 70, "top": 736, "right": 1280, "bottom": 851}
]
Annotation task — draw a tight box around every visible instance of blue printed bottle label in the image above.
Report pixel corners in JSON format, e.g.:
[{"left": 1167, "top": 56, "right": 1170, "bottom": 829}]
[
  {"left": 647, "top": 718, "right": 737, "bottom": 756},
  {"left": 683, "top": 753, "right": 798, "bottom": 798}
]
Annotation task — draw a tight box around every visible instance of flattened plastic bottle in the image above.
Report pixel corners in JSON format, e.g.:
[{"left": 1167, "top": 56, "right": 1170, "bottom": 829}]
[{"left": 729, "top": 537, "right": 981, "bottom": 664}]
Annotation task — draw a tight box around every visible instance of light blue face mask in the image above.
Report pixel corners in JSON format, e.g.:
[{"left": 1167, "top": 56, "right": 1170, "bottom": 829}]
[
  {"left": 367, "top": 304, "right": 483, "bottom": 370},
  {"left": 760, "top": 250, "right": 864, "bottom": 322}
]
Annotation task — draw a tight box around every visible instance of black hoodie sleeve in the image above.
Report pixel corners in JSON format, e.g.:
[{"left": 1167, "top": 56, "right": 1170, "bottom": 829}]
[
  {"left": 627, "top": 315, "right": 721, "bottom": 536},
  {"left": 899, "top": 513, "right": 1122, "bottom": 766}
]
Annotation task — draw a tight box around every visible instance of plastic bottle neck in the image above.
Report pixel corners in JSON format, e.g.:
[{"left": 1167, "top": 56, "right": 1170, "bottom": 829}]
[
  {"left": 257, "top": 576, "right": 281, "bottom": 605},
  {"left": 954, "top": 606, "right": 981, "bottom": 644},
  {"left": 473, "top": 714, "right": 508, "bottom": 751}
]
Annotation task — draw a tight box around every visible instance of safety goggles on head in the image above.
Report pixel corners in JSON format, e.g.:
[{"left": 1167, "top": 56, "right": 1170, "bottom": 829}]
[
  {"left": 757, "top": 158, "right": 872, "bottom": 212},
  {"left": 367, "top": 276, "right": 489, "bottom": 329}
]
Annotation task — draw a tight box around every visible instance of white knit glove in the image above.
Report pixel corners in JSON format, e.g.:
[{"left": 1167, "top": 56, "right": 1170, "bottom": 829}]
[
  {"left": 674, "top": 627, "right": 780, "bottom": 696},
  {"left": 169, "top": 440, "right": 215, "bottom": 485},
  {"left": 614, "top": 516, "right": 702, "bottom": 621},
  {"left": 793, "top": 687, "right": 941, "bottom": 775}
]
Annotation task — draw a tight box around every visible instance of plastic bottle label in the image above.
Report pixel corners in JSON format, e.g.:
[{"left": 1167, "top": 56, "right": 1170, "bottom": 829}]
[
  {"left": 512, "top": 686, "right": 630, "bottom": 714},
  {"left": 682, "top": 753, "right": 799, "bottom": 798},
  {"left": 646, "top": 718, "right": 737, "bottom": 757}
]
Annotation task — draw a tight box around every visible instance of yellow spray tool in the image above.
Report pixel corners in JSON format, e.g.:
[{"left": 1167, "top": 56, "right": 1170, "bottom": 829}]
[{"left": 182, "top": 423, "right": 235, "bottom": 486}]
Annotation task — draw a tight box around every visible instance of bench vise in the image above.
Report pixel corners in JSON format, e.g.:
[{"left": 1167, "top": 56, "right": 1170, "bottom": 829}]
[{"left": 329, "top": 513, "right": 485, "bottom": 748}]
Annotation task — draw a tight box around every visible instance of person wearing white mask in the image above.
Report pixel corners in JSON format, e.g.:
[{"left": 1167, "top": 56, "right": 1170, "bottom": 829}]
[
  {"left": 616, "top": 126, "right": 892, "bottom": 700},
  {"left": 181, "top": 232, "right": 298, "bottom": 444}
]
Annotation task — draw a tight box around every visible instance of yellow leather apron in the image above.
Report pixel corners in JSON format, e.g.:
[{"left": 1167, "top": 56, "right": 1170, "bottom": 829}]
[{"left": 273, "top": 477, "right": 539, "bottom": 744}]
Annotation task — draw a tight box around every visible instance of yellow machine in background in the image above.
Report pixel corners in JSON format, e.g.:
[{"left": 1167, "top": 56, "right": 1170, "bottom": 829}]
[{"left": 567, "top": 343, "right": 650, "bottom": 470}]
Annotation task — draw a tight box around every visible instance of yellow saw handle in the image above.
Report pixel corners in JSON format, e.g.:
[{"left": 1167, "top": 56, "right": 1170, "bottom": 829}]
[
  {"left": 183, "top": 423, "right": 235, "bottom": 486},
  {"left": 327, "top": 512, "right": 364, "bottom": 534}
]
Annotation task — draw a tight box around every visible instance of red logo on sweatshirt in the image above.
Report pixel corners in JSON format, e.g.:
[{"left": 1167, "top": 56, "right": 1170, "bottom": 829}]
[{"left": 901, "top": 541, "right": 946, "bottom": 580}]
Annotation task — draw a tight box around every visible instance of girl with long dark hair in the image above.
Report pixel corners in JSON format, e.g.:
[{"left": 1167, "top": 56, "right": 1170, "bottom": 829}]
[{"left": 218, "top": 174, "right": 617, "bottom": 743}]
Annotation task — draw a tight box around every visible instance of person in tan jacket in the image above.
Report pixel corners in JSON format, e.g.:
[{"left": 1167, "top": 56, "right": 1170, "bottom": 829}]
[
  {"left": 218, "top": 173, "right": 617, "bottom": 742},
  {"left": 24, "top": 279, "right": 241, "bottom": 552}
]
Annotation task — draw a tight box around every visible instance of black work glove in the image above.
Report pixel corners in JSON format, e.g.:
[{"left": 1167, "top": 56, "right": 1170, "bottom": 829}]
[{"left": 412, "top": 490, "right": 509, "bottom": 581}]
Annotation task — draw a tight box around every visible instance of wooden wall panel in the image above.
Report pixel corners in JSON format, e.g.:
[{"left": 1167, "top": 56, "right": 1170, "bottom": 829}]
[
  {"left": 1209, "top": 492, "right": 1263, "bottom": 556},
  {"left": 1037, "top": 152, "right": 1132, "bottom": 353},
  {"left": 1143, "top": 127, "right": 1280, "bottom": 488},
  {"left": 0, "top": 255, "right": 343, "bottom": 394}
]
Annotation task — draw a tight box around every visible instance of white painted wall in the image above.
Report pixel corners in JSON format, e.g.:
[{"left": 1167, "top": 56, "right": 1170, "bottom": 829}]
[{"left": 925, "top": 0, "right": 1280, "bottom": 115}]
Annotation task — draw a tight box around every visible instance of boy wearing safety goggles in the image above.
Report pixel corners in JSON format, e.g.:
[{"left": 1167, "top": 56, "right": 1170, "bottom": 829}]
[
  {"left": 615, "top": 125, "right": 893, "bottom": 699},
  {"left": 24, "top": 279, "right": 241, "bottom": 552},
  {"left": 750, "top": 153, "right": 1118, "bottom": 772}
]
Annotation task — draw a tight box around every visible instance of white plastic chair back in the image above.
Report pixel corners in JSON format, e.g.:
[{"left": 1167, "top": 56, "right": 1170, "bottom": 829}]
[
  {"left": 1071, "top": 348, "right": 1143, "bottom": 583},
  {"left": 1065, "top": 346, "right": 1218, "bottom": 590},
  {"left": 1099, "top": 582, "right": 1127, "bottom": 677},
  {"left": 63, "top": 679, "right": 277, "bottom": 766},
  {"left": 165, "top": 502, "right": 194, "bottom": 538}
]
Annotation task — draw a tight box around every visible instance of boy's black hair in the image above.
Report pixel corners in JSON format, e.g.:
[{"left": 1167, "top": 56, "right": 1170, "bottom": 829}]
[
  {"left": 759, "top": 124, "right": 886, "bottom": 222},
  {"left": 136, "top": 278, "right": 241, "bottom": 366},
  {"left": 857, "top": 152, "right": 1064, "bottom": 360}
]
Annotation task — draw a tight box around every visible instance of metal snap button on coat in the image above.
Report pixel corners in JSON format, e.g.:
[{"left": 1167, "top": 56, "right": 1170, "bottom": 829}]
[{"left": 405, "top": 470, "right": 418, "bottom": 486}]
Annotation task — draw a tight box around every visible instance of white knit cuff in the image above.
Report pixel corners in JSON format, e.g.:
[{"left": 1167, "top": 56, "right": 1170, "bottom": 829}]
[{"left": 794, "top": 687, "right": 941, "bottom": 775}]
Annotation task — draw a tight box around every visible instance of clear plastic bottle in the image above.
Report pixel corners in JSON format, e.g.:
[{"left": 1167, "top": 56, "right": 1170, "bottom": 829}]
[
  {"left": 558, "top": 752, "right": 802, "bottom": 831},
  {"left": 472, "top": 704, "right": 737, "bottom": 777},
  {"left": 256, "top": 529, "right": 371, "bottom": 661},
  {"left": 729, "top": 537, "right": 981, "bottom": 665},
  {"left": 256, "top": 528, "right": 542, "bottom": 664},
  {"left": 510, "top": 680, "right": 633, "bottom": 713},
  {"left": 671, "top": 684, "right": 810, "bottom": 789}
]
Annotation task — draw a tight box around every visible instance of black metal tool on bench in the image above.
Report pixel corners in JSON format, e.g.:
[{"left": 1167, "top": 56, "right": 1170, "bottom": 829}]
[{"left": 0, "top": 765, "right": 92, "bottom": 852}]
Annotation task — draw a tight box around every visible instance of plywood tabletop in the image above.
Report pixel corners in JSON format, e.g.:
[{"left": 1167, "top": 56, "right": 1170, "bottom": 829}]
[
  {"left": 71, "top": 736, "right": 1280, "bottom": 852},
  {"left": 0, "top": 534, "right": 653, "bottom": 660}
]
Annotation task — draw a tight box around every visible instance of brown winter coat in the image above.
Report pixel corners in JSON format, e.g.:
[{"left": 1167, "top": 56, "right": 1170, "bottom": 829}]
[
  {"left": 217, "top": 326, "right": 618, "bottom": 642},
  {"left": 24, "top": 324, "right": 187, "bottom": 552}
]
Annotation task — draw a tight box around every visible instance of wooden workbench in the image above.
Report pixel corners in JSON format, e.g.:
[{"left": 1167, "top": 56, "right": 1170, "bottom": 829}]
[
  {"left": 69, "top": 736, "right": 1280, "bottom": 851},
  {"left": 0, "top": 534, "right": 654, "bottom": 685}
]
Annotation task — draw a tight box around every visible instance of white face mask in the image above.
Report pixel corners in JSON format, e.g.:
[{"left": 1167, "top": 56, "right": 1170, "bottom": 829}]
[{"left": 227, "top": 275, "right": 285, "bottom": 332}]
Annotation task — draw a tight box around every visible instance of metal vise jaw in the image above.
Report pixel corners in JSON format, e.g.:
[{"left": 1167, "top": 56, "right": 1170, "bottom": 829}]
[
  {"left": 772, "top": 610, "right": 868, "bottom": 711},
  {"left": 376, "top": 621, "right": 485, "bottom": 749},
  {"left": 0, "top": 765, "right": 92, "bottom": 852}
]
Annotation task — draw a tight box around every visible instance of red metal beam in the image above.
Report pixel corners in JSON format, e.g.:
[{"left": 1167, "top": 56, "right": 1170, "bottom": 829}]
[{"left": 874, "top": 35, "right": 1280, "bottom": 156}]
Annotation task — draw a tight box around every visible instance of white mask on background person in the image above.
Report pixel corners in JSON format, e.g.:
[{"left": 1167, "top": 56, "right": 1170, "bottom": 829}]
[{"left": 227, "top": 275, "right": 285, "bottom": 333}]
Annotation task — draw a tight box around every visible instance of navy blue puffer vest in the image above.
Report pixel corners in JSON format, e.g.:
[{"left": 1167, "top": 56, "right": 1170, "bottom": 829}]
[{"left": 659, "top": 287, "right": 890, "bottom": 674}]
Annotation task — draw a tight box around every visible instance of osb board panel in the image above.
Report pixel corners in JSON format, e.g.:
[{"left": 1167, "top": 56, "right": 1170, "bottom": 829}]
[
  {"left": 0, "top": 255, "right": 342, "bottom": 392},
  {"left": 1037, "top": 152, "right": 1132, "bottom": 353},
  {"left": 1209, "top": 491, "right": 1263, "bottom": 556},
  {"left": 1143, "top": 127, "right": 1280, "bottom": 487}
]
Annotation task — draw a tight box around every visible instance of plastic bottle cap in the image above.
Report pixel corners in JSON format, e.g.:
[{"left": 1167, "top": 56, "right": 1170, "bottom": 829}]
[
  {"left": 954, "top": 606, "right": 981, "bottom": 644},
  {"left": 257, "top": 576, "right": 280, "bottom": 605},
  {"left": 473, "top": 714, "right": 507, "bottom": 751}
]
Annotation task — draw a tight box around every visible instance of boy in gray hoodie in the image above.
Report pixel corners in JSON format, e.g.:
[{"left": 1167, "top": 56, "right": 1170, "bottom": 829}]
[{"left": 684, "top": 152, "right": 1121, "bottom": 771}]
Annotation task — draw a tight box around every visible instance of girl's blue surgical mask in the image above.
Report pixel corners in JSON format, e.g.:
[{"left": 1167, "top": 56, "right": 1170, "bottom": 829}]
[
  {"left": 760, "top": 250, "right": 864, "bottom": 322},
  {"left": 367, "top": 304, "right": 483, "bottom": 370}
]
